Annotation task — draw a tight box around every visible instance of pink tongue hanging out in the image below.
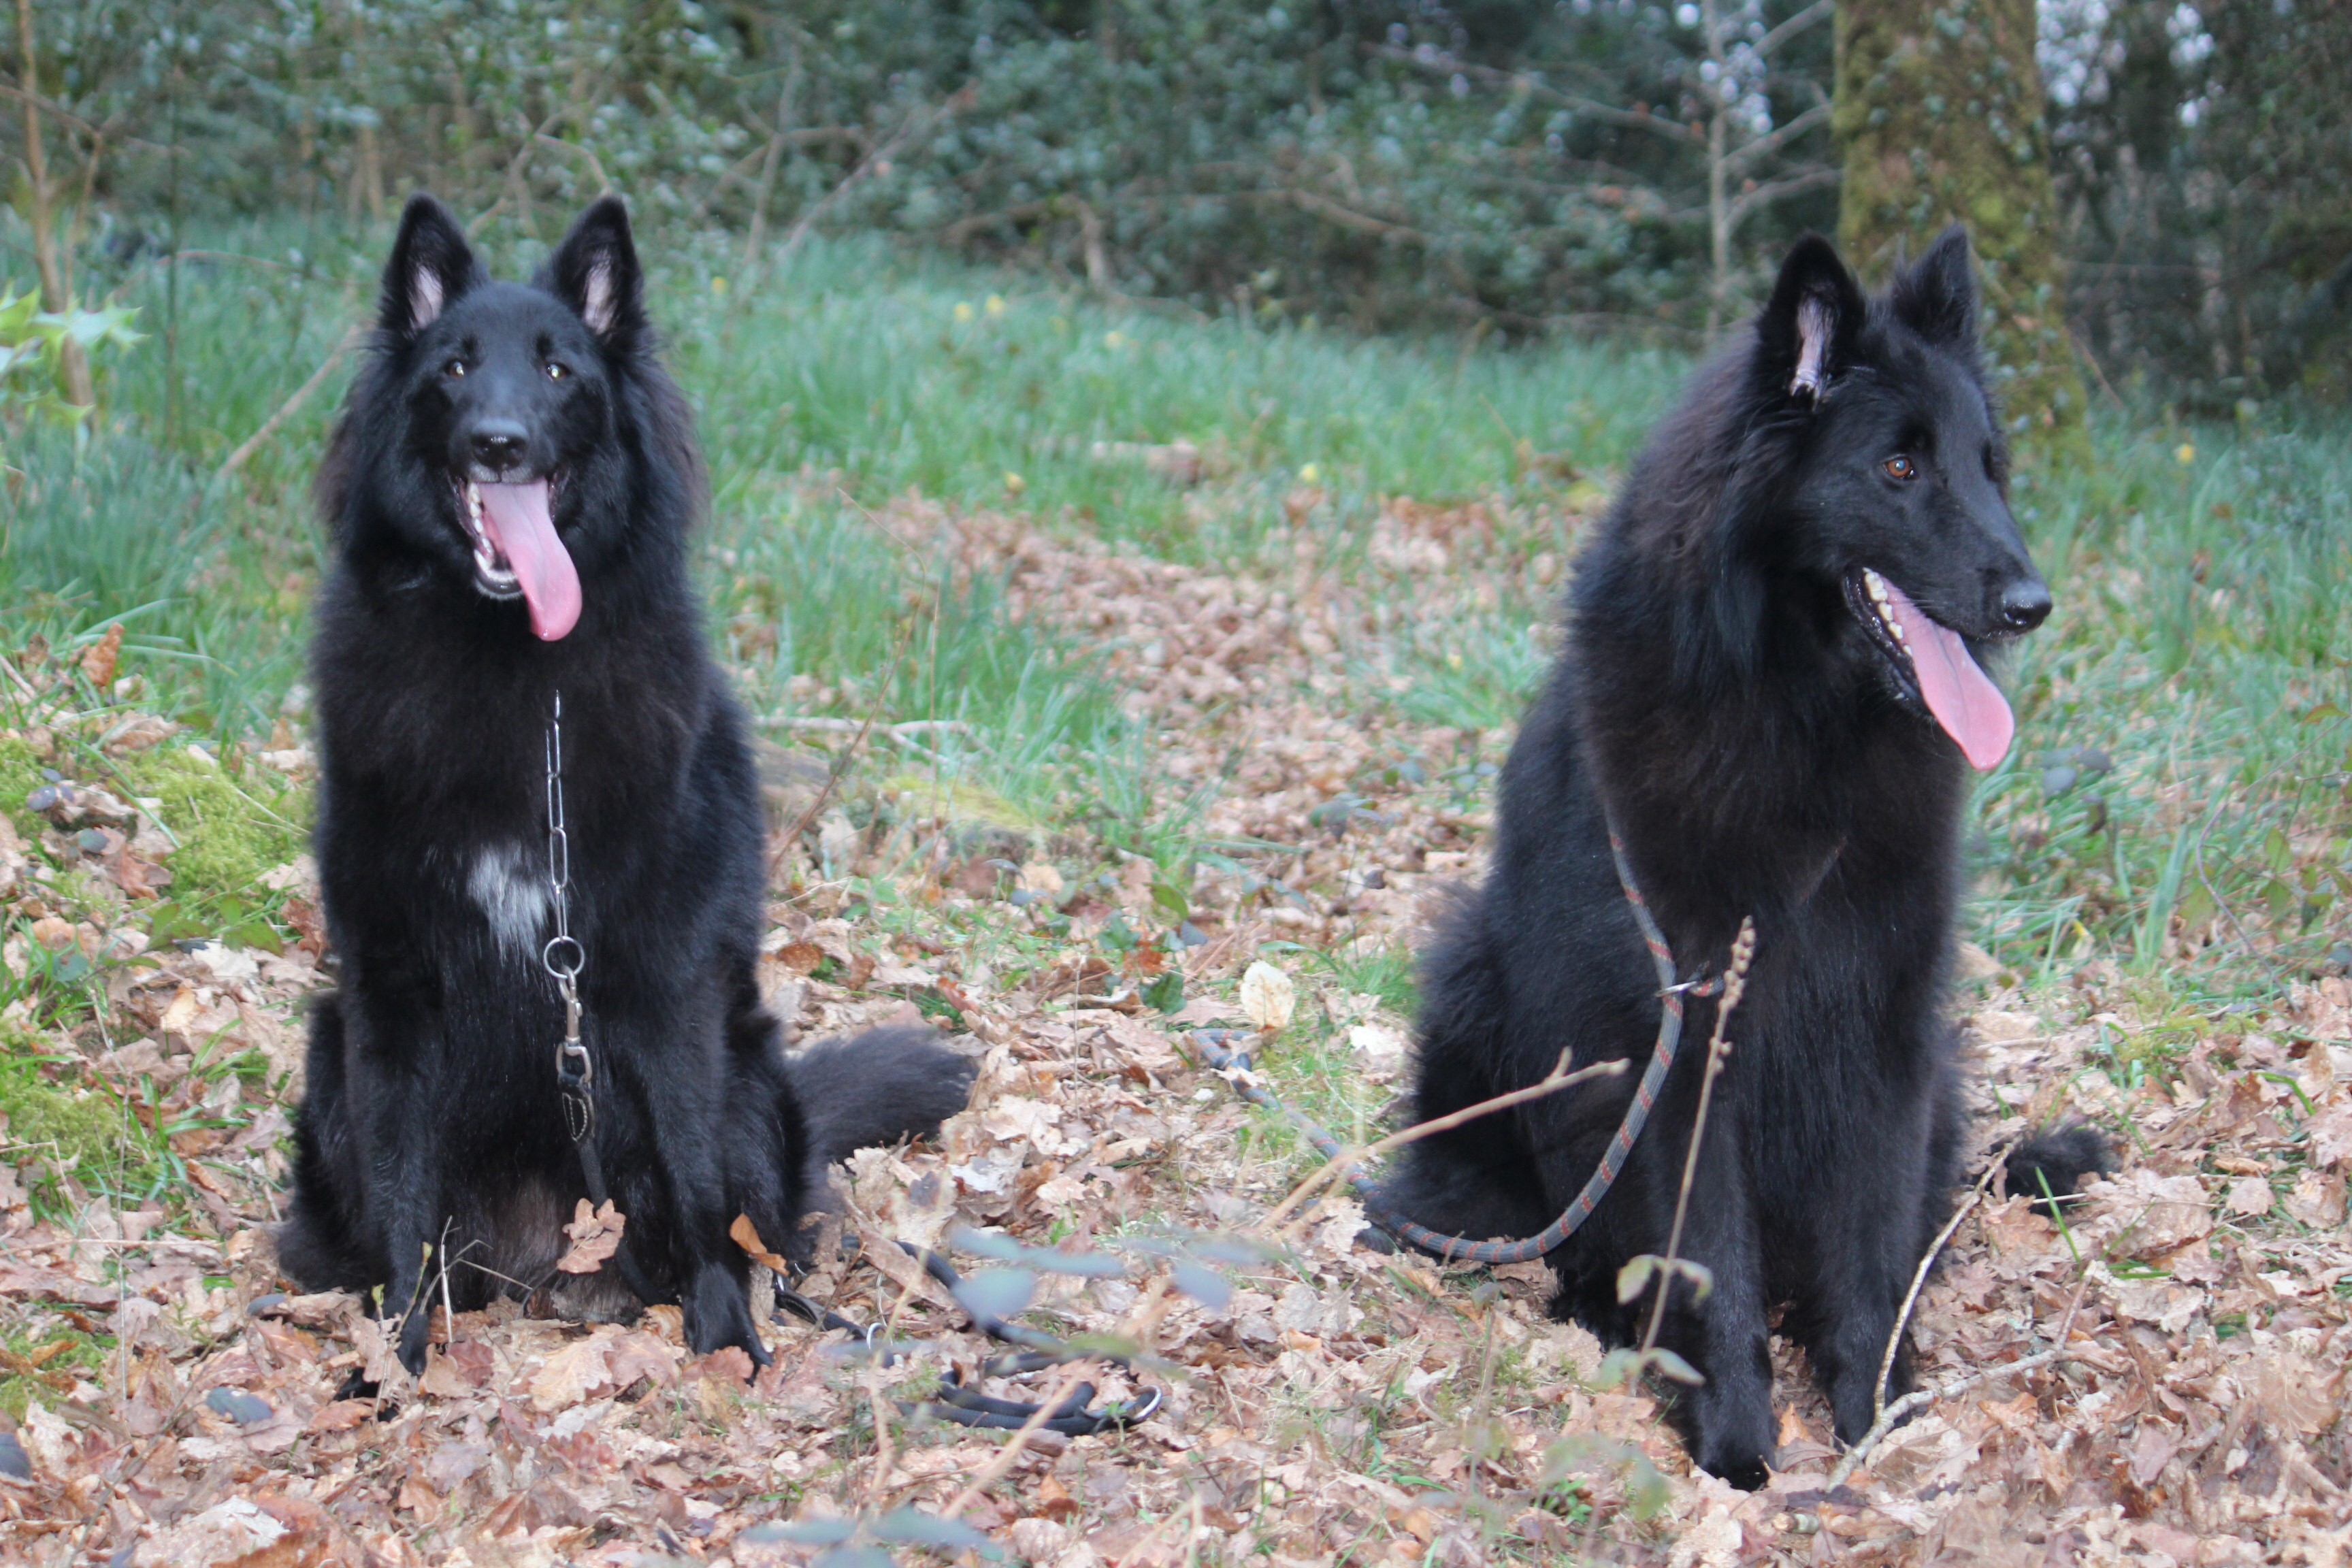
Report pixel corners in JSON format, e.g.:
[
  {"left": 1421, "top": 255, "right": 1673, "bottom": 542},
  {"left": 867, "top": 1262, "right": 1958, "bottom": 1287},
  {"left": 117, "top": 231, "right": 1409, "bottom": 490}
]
[
  {"left": 1877, "top": 576, "right": 2013, "bottom": 770},
  {"left": 476, "top": 481, "right": 581, "bottom": 640}
]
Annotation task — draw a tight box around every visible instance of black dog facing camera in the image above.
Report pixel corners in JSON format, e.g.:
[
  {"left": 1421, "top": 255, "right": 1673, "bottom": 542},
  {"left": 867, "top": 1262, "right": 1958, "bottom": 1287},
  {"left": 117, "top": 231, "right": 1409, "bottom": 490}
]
[{"left": 279, "top": 195, "right": 974, "bottom": 1375}]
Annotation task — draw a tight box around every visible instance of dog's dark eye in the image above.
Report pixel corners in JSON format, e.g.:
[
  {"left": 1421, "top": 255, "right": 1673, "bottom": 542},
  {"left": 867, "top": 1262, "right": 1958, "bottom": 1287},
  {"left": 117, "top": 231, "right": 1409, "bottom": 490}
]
[
  {"left": 1882, "top": 455, "right": 1918, "bottom": 482},
  {"left": 545, "top": 361, "right": 568, "bottom": 382},
  {"left": 444, "top": 358, "right": 467, "bottom": 380}
]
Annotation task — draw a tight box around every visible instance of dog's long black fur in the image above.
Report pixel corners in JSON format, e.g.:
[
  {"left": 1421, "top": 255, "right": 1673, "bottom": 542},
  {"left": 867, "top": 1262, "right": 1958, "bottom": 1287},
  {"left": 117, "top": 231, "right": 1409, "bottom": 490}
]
[
  {"left": 1376, "top": 231, "right": 2107, "bottom": 1486},
  {"left": 280, "top": 195, "right": 975, "bottom": 1374}
]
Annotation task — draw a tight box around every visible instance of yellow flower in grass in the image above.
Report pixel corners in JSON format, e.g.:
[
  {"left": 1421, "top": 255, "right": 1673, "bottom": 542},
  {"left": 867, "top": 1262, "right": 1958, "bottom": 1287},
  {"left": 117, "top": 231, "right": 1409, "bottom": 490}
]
[{"left": 953, "top": 301, "right": 975, "bottom": 323}]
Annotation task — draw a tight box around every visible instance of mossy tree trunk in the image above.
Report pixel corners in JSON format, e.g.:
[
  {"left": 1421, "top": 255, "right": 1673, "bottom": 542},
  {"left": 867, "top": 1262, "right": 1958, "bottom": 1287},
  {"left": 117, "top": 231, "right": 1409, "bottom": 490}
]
[{"left": 1834, "top": 0, "right": 2085, "bottom": 452}]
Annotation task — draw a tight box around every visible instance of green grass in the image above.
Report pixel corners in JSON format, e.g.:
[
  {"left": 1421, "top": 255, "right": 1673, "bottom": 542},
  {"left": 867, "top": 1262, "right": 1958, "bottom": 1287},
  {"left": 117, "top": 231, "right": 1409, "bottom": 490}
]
[
  {"left": 1975, "top": 418, "right": 2352, "bottom": 996},
  {"left": 1, "top": 211, "right": 2349, "bottom": 1024}
]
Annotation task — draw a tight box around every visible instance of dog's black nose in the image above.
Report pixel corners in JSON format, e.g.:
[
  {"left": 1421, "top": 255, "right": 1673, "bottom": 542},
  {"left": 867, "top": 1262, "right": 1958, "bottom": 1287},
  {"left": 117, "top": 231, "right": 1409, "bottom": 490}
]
[
  {"left": 1997, "top": 579, "right": 2052, "bottom": 632},
  {"left": 469, "top": 423, "right": 528, "bottom": 471}
]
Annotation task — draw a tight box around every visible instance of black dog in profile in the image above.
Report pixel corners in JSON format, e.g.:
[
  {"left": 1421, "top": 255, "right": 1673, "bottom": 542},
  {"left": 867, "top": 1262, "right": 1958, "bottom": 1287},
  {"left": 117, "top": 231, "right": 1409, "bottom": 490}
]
[
  {"left": 1378, "top": 230, "right": 2106, "bottom": 1486},
  {"left": 281, "top": 195, "right": 975, "bottom": 1374}
]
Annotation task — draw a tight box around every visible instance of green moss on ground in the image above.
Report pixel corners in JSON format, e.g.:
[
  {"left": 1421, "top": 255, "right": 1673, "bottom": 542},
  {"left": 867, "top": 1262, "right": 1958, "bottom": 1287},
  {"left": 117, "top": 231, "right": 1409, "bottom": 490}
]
[
  {"left": 118, "top": 749, "right": 308, "bottom": 902},
  {"left": 0, "top": 1049, "right": 150, "bottom": 1188},
  {"left": 0, "top": 732, "right": 47, "bottom": 841}
]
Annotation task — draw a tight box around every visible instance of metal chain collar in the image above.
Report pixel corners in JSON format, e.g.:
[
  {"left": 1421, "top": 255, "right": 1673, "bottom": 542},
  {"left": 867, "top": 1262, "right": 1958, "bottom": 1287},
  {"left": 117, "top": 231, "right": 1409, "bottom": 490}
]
[{"left": 543, "top": 692, "right": 592, "bottom": 1144}]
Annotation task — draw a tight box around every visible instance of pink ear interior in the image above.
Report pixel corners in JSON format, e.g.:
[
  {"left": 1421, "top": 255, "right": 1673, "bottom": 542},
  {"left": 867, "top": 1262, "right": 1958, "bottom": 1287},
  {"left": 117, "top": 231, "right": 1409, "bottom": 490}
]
[
  {"left": 410, "top": 268, "right": 445, "bottom": 331},
  {"left": 581, "top": 259, "right": 616, "bottom": 336},
  {"left": 1791, "top": 295, "right": 1832, "bottom": 399}
]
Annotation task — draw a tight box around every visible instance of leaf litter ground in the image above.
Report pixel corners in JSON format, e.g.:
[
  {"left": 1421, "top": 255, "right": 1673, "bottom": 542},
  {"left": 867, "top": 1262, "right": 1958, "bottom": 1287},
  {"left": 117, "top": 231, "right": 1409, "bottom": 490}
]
[{"left": 1, "top": 488, "right": 2348, "bottom": 1567}]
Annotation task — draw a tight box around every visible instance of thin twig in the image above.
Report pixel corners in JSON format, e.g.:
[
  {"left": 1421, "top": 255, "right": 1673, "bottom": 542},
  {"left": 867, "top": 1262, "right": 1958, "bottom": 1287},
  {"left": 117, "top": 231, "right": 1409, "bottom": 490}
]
[
  {"left": 1252, "top": 1051, "right": 1631, "bottom": 1235},
  {"left": 862, "top": 1269, "right": 920, "bottom": 1501},
  {"left": 1872, "top": 1145, "right": 2013, "bottom": 1426},
  {"left": 1829, "top": 1267, "right": 2091, "bottom": 1488},
  {"left": 1830, "top": 1348, "right": 2070, "bottom": 1488},
  {"left": 740, "top": 45, "right": 802, "bottom": 280},
  {"left": 774, "top": 85, "right": 973, "bottom": 270},
  {"left": 1638, "top": 918, "right": 1757, "bottom": 1360},
  {"left": 466, "top": 108, "right": 569, "bottom": 238},
  {"left": 772, "top": 717, "right": 973, "bottom": 738},
  {"left": 934, "top": 1360, "right": 1091, "bottom": 1515},
  {"left": 936, "top": 1270, "right": 1173, "bottom": 1523},
  {"left": 215, "top": 326, "right": 364, "bottom": 483},
  {"left": 534, "top": 133, "right": 612, "bottom": 195},
  {"left": 0, "top": 649, "right": 44, "bottom": 705}
]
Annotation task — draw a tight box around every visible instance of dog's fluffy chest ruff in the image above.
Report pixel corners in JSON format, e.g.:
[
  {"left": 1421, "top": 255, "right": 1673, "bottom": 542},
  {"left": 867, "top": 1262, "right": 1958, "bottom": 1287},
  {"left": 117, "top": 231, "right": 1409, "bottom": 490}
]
[{"left": 466, "top": 840, "right": 551, "bottom": 958}]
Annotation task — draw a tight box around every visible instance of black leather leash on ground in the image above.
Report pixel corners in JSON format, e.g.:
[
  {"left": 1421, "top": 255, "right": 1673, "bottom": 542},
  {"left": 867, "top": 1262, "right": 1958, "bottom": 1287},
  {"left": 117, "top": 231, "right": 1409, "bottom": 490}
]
[
  {"left": 1194, "top": 823, "right": 1705, "bottom": 1266},
  {"left": 769, "top": 1246, "right": 1162, "bottom": 1437}
]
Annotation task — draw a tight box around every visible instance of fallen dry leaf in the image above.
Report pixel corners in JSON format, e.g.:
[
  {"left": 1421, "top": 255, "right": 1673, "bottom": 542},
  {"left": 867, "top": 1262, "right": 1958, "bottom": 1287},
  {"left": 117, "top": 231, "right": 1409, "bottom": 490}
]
[
  {"left": 730, "top": 1212, "right": 792, "bottom": 1275},
  {"left": 80, "top": 622, "right": 122, "bottom": 688},
  {"left": 555, "top": 1197, "right": 625, "bottom": 1274},
  {"left": 1239, "top": 960, "right": 1296, "bottom": 1034}
]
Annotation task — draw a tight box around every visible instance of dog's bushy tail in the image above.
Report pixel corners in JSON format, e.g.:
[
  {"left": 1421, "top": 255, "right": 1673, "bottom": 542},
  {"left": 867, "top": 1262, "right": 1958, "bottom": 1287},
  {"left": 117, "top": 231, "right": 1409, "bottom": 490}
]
[
  {"left": 784, "top": 1026, "right": 979, "bottom": 1169},
  {"left": 2004, "top": 1123, "right": 2112, "bottom": 1218}
]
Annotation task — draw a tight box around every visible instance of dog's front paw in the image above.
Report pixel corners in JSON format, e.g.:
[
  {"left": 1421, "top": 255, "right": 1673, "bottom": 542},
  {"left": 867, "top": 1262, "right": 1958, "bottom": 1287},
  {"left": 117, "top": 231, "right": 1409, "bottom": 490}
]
[
  {"left": 395, "top": 1307, "right": 432, "bottom": 1378},
  {"left": 683, "top": 1260, "right": 772, "bottom": 1373},
  {"left": 1696, "top": 1439, "right": 1771, "bottom": 1492}
]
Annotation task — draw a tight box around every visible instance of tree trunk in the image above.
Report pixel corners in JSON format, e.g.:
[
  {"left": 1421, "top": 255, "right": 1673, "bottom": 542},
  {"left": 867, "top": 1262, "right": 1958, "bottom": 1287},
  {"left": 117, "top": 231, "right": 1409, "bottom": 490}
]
[
  {"left": 1834, "top": 0, "right": 2085, "bottom": 452},
  {"left": 15, "top": 0, "right": 93, "bottom": 408}
]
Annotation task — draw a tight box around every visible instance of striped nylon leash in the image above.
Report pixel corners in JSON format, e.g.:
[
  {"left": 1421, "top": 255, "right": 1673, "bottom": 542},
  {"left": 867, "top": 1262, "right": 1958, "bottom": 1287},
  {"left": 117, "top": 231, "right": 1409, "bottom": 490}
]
[{"left": 1193, "top": 822, "right": 1697, "bottom": 1267}]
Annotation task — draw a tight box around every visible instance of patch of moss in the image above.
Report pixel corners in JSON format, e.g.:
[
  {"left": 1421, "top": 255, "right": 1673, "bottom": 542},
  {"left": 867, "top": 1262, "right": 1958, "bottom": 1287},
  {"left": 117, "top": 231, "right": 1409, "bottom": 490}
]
[
  {"left": 0, "top": 731, "right": 46, "bottom": 841},
  {"left": 0, "top": 1050, "right": 151, "bottom": 1187},
  {"left": 0, "top": 1325, "right": 112, "bottom": 1420},
  {"left": 118, "top": 749, "right": 309, "bottom": 902}
]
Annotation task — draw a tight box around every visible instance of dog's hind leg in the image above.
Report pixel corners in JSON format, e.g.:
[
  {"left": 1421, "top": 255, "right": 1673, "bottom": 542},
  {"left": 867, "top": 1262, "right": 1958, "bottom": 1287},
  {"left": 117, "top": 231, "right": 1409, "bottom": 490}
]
[
  {"left": 280, "top": 994, "right": 376, "bottom": 1292},
  {"left": 1373, "top": 1128, "right": 1555, "bottom": 1252}
]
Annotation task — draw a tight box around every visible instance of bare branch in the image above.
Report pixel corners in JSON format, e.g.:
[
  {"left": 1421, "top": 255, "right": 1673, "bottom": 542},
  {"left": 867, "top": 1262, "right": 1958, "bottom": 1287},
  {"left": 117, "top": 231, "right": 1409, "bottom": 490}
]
[
  {"left": 1252, "top": 1050, "right": 1631, "bottom": 1235},
  {"left": 772, "top": 85, "right": 975, "bottom": 272},
  {"left": 1723, "top": 167, "right": 1842, "bottom": 230},
  {"left": 215, "top": 326, "right": 365, "bottom": 485},
  {"left": 466, "top": 108, "right": 570, "bottom": 238},
  {"left": 1637, "top": 918, "right": 1756, "bottom": 1358},
  {"left": 1830, "top": 1267, "right": 2092, "bottom": 1489},
  {"left": 1872, "top": 1145, "right": 2014, "bottom": 1427},
  {"left": 1721, "top": 101, "right": 1833, "bottom": 172},
  {"left": 1367, "top": 43, "right": 1701, "bottom": 146},
  {"left": 534, "top": 133, "right": 612, "bottom": 196},
  {"left": 1757, "top": 0, "right": 1834, "bottom": 58},
  {"left": 1829, "top": 1348, "right": 2072, "bottom": 1488},
  {"left": 1264, "top": 185, "right": 1426, "bottom": 242}
]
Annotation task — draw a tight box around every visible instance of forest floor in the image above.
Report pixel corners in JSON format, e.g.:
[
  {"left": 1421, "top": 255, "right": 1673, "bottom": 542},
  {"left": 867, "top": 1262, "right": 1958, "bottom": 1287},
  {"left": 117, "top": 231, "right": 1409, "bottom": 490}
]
[
  {"left": 3, "top": 484, "right": 2349, "bottom": 1567},
  {"left": 3, "top": 227, "right": 2351, "bottom": 1565}
]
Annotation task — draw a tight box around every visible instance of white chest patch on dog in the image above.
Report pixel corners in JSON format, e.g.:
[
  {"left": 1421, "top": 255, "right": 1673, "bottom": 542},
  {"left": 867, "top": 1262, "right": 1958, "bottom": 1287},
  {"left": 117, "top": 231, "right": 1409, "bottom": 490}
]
[{"left": 468, "top": 843, "right": 549, "bottom": 957}]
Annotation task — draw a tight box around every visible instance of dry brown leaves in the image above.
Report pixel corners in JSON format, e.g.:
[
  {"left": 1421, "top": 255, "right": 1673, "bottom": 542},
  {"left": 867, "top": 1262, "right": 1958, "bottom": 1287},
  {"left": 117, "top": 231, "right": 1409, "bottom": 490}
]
[{"left": 3, "top": 499, "right": 2348, "bottom": 1566}]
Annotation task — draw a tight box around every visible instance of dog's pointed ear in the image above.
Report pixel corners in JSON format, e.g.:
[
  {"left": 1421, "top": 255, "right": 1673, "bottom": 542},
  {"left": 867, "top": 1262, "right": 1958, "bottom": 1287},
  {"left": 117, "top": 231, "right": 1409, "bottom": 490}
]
[
  {"left": 1758, "top": 235, "right": 1865, "bottom": 404},
  {"left": 544, "top": 197, "right": 645, "bottom": 345},
  {"left": 1890, "top": 225, "right": 1978, "bottom": 349},
  {"left": 379, "top": 195, "right": 480, "bottom": 340}
]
